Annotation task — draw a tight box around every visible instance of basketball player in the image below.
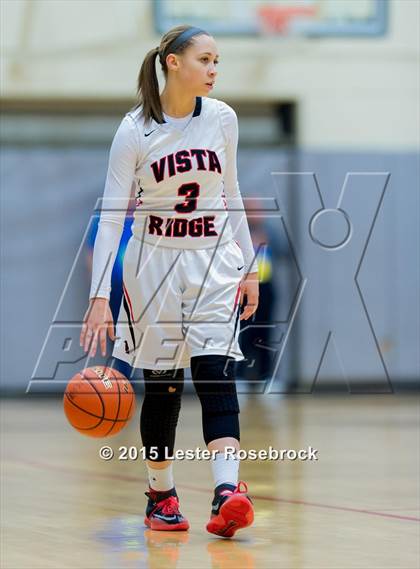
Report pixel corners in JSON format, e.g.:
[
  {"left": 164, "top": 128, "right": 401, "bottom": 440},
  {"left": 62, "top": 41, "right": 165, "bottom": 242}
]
[{"left": 80, "top": 25, "right": 259, "bottom": 537}]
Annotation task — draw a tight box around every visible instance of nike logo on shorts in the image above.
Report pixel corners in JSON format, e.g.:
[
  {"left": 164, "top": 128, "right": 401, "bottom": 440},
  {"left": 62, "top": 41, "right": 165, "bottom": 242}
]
[
  {"left": 237, "top": 265, "right": 244, "bottom": 271},
  {"left": 144, "top": 129, "right": 157, "bottom": 137}
]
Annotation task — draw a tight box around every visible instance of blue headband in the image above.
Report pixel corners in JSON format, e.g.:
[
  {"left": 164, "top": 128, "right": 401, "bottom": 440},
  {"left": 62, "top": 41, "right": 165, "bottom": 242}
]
[{"left": 167, "top": 27, "right": 207, "bottom": 53}]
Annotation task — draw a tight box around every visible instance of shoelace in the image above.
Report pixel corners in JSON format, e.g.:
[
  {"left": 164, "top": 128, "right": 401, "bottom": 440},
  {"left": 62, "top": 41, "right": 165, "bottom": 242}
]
[
  {"left": 160, "top": 495, "right": 180, "bottom": 516},
  {"left": 145, "top": 491, "right": 180, "bottom": 514},
  {"left": 219, "top": 480, "right": 249, "bottom": 498}
]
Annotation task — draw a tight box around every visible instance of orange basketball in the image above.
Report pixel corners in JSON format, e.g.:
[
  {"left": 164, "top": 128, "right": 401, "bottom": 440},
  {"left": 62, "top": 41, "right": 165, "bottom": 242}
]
[{"left": 63, "top": 366, "right": 136, "bottom": 437}]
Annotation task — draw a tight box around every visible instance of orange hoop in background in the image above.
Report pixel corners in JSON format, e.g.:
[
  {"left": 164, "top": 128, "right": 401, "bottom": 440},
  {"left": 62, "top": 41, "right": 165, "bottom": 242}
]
[{"left": 257, "top": 4, "right": 318, "bottom": 35}]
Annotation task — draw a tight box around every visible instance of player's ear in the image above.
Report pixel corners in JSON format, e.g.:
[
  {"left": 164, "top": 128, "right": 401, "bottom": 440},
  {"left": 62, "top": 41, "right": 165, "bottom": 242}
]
[{"left": 165, "top": 53, "right": 180, "bottom": 72}]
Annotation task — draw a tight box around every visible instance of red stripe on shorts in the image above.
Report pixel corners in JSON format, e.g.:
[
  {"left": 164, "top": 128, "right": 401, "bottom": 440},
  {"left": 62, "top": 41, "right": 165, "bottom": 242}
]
[
  {"left": 233, "top": 284, "right": 241, "bottom": 310},
  {"left": 122, "top": 282, "right": 135, "bottom": 322}
]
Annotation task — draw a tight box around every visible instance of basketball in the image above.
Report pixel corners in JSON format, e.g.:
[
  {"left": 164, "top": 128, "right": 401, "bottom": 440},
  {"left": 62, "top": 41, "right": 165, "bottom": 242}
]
[{"left": 63, "top": 366, "right": 136, "bottom": 437}]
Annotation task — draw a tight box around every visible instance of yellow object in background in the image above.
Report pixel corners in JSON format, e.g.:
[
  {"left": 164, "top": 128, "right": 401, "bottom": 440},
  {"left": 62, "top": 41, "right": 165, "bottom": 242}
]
[{"left": 256, "top": 248, "right": 273, "bottom": 283}]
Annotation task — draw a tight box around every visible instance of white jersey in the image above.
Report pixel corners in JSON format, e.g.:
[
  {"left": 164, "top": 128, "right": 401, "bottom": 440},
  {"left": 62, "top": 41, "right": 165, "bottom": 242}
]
[{"left": 90, "top": 96, "right": 258, "bottom": 300}]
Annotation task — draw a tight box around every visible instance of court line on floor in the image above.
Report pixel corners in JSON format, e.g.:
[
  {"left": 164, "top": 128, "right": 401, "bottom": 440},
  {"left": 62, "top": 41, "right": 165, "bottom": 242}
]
[{"left": 7, "top": 456, "right": 420, "bottom": 523}]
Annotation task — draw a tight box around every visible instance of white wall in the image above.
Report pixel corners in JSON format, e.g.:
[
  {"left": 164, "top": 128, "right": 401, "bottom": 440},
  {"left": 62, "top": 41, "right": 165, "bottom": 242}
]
[{"left": 1, "top": 0, "right": 419, "bottom": 150}]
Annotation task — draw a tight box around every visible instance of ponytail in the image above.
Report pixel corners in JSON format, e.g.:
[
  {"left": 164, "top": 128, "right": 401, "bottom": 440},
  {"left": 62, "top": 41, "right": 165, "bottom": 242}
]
[
  {"left": 132, "top": 25, "right": 210, "bottom": 125},
  {"left": 137, "top": 46, "right": 163, "bottom": 124}
]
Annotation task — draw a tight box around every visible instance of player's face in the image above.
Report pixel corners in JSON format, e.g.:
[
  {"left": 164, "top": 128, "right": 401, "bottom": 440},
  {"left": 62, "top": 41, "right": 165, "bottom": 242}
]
[{"left": 176, "top": 35, "right": 219, "bottom": 95}]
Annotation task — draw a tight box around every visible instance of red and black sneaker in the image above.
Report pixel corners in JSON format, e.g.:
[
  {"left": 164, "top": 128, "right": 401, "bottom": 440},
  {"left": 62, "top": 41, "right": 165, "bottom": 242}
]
[
  {"left": 206, "top": 481, "right": 254, "bottom": 538},
  {"left": 144, "top": 487, "right": 189, "bottom": 531}
]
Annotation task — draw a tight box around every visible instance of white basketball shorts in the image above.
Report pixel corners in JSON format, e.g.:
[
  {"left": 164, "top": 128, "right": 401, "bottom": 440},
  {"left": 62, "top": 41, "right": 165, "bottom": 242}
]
[{"left": 112, "top": 237, "right": 246, "bottom": 370}]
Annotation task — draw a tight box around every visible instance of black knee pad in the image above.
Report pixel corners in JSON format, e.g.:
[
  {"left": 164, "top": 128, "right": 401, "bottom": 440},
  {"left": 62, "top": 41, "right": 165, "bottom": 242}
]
[
  {"left": 140, "top": 368, "right": 184, "bottom": 461},
  {"left": 191, "top": 355, "right": 240, "bottom": 444},
  {"left": 201, "top": 411, "right": 240, "bottom": 445},
  {"left": 191, "top": 355, "right": 239, "bottom": 414}
]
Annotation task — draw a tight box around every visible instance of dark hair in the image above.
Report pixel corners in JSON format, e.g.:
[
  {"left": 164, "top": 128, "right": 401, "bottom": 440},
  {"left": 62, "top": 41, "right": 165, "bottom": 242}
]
[{"left": 132, "top": 25, "right": 210, "bottom": 125}]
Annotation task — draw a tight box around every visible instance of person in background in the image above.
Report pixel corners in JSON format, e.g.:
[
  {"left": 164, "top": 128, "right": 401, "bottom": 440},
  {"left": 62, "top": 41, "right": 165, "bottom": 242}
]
[{"left": 238, "top": 197, "right": 284, "bottom": 391}]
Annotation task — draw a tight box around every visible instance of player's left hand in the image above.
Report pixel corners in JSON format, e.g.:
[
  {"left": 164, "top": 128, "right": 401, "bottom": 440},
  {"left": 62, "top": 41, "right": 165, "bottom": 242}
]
[{"left": 239, "top": 271, "right": 259, "bottom": 320}]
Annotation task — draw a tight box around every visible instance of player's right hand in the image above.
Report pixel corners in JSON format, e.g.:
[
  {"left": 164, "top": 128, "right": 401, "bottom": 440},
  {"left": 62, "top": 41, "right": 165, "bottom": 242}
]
[{"left": 80, "top": 298, "right": 116, "bottom": 358}]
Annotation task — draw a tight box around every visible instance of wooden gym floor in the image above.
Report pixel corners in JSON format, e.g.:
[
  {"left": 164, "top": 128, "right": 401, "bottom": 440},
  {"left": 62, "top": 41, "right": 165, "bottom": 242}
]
[{"left": 1, "top": 394, "right": 419, "bottom": 569}]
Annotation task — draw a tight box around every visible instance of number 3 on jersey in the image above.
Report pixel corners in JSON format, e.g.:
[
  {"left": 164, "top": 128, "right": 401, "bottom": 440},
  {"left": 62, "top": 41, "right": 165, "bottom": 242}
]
[{"left": 174, "top": 182, "right": 199, "bottom": 213}]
